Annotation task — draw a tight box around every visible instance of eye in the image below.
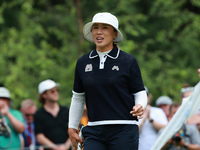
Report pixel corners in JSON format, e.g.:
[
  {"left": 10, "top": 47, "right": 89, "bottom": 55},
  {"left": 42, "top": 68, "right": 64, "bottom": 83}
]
[
  {"left": 103, "top": 26, "right": 107, "bottom": 29},
  {"left": 93, "top": 26, "right": 98, "bottom": 29}
]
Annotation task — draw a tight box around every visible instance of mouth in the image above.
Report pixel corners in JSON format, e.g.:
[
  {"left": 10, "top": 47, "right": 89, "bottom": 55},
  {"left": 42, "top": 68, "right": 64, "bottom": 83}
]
[{"left": 96, "top": 37, "right": 104, "bottom": 42}]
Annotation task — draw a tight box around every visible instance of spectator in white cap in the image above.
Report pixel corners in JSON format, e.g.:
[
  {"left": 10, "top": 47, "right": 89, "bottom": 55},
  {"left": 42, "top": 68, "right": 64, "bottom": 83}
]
[
  {"left": 181, "top": 86, "right": 194, "bottom": 102},
  {"left": 156, "top": 96, "right": 173, "bottom": 121},
  {"left": 181, "top": 83, "right": 200, "bottom": 132},
  {"left": 0, "top": 86, "right": 25, "bottom": 149},
  {"left": 68, "top": 12, "right": 147, "bottom": 150},
  {"left": 139, "top": 87, "right": 168, "bottom": 150},
  {"left": 34, "top": 79, "right": 71, "bottom": 150}
]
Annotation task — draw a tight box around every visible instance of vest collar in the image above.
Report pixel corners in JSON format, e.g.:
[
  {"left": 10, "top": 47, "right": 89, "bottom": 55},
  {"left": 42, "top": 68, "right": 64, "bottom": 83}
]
[{"left": 89, "top": 44, "right": 120, "bottom": 59}]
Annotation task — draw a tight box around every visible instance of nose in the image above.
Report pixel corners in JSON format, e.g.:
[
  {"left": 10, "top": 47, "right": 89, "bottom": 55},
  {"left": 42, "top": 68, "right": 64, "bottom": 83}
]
[{"left": 97, "top": 28, "right": 102, "bottom": 34}]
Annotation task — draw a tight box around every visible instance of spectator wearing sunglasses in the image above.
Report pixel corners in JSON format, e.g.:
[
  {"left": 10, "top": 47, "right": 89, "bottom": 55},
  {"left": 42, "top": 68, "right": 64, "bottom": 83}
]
[
  {"left": 34, "top": 79, "right": 71, "bottom": 150},
  {"left": 21, "top": 99, "right": 40, "bottom": 149}
]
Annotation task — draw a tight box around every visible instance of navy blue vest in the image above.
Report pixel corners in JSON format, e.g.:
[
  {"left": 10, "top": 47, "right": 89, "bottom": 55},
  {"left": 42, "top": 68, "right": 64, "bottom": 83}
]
[{"left": 73, "top": 44, "right": 144, "bottom": 123}]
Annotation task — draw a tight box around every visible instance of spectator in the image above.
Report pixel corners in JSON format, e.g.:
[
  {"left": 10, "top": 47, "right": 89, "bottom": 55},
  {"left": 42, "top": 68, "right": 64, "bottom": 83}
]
[
  {"left": 0, "top": 87, "right": 25, "bottom": 149},
  {"left": 79, "top": 103, "right": 88, "bottom": 127},
  {"left": 161, "top": 102, "right": 200, "bottom": 150},
  {"left": 180, "top": 86, "right": 200, "bottom": 127},
  {"left": 34, "top": 79, "right": 71, "bottom": 150},
  {"left": 68, "top": 12, "right": 147, "bottom": 150},
  {"left": 181, "top": 86, "right": 194, "bottom": 102},
  {"left": 21, "top": 98, "right": 40, "bottom": 149},
  {"left": 181, "top": 73, "right": 200, "bottom": 132},
  {"left": 139, "top": 87, "right": 168, "bottom": 150},
  {"left": 156, "top": 96, "right": 173, "bottom": 120}
]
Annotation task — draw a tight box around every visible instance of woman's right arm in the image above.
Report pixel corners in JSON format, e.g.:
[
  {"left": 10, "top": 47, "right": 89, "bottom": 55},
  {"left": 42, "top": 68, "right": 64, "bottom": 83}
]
[{"left": 68, "top": 91, "right": 85, "bottom": 148}]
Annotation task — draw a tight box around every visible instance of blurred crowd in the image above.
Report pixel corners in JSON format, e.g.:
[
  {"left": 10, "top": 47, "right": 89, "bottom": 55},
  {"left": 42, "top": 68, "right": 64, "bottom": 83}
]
[
  {"left": 139, "top": 69, "right": 200, "bottom": 150},
  {"left": 0, "top": 79, "right": 71, "bottom": 150},
  {"left": 0, "top": 69, "right": 199, "bottom": 150}
]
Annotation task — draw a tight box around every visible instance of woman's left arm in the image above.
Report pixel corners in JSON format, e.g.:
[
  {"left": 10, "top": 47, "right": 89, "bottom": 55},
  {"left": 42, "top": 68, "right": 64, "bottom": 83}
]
[{"left": 130, "top": 90, "right": 147, "bottom": 119}]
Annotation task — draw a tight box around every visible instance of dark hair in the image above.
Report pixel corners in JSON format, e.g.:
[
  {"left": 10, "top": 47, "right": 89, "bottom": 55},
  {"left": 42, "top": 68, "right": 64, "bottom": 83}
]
[{"left": 38, "top": 91, "right": 46, "bottom": 104}]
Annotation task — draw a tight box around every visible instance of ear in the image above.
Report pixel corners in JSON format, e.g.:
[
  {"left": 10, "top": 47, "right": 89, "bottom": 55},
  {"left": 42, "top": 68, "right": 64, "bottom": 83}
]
[
  {"left": 42, "top": 93, "right": 47, "bottom": 99},
  {"left": 113, "top": 31, "right": 118, "bottom": 39}
]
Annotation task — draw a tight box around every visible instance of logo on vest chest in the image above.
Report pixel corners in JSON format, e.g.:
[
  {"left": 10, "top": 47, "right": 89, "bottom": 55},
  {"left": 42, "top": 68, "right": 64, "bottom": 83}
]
[
  {"left": 112, "top": 66, "right": 119, "bottom": 71},
  {"left": 85, "top": 64, "right": 93, "bottom": 72}
]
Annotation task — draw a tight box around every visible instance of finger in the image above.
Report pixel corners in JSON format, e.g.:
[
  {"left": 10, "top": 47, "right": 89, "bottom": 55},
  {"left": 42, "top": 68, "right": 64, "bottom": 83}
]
[
  {"left": 133, "top": 104, "right": 143, "bottom": 111},
  {"left": 130, "top": 107, "right": 143, "bottom": 114},
  {"left": 137, "top": 115, "right": 143, "bottom": 119},
  {"left": 71, "top": 140, "right": 78, "bottom": 148},
  {"left": 132, "top": 111, "right": 143, "bottom": 117},
  {"left": 133, "top": 105, "right": 141, "bottom": 111},
  {"left": 73, "top": 134, "right": 84, "bottom": 147},
  {"left": 130, "top": 110, "right": 143, "bottom": 115},
  {"left": 77, "top": 137, "right": 84, "bottom": 143}
]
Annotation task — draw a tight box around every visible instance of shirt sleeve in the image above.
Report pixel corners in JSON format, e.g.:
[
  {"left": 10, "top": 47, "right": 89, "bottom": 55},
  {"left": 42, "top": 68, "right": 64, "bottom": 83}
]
[
  {"left": 68, "top": 91, "right": 85, "bottom": 130},
  {"left": 129, "top": 58, "right": 145, "bottom": 93},
  {"left": 187, "top": 124, "right": 200, "bottom": 146},
  {"left": 133, "top": 90, "right": 147, "bottom": 109},
  {"left": 151, "top": 108, "right": 168, "bottom": 125},
  {"left": 15, "top": 110, "right": 25, "bottom": 124},
  {"left": 34, "top": 112, "right": 44, "bottom": 135},
  {"left": 73, "top": 59, "right": 84, "bottom": 93}
]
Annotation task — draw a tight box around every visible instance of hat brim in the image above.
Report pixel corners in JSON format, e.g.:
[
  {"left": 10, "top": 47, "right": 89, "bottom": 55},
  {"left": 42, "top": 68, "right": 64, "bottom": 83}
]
[
  {"left": 83, "top": 21, "right": 123, "bottom": 43},
  {"left": 39, "top": 83, "right": 60, "bottom": 94}
]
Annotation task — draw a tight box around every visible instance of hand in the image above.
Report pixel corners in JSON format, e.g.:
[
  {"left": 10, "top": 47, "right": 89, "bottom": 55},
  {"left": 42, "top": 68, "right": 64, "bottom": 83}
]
[
  {"left": 130, "top": 104, "right": 144, "bottom": 119},
  {"left": 172, "top": 137, "right": 185, "bottom": 147},
  {"left": 38, "top": 146, "right": 44, "bottom": 150},
  {"left": 68, "top": 128, "right": 83, "bottom": 149},
  {"left": 0, "top": 100, "right": 9, "bottom": 116},
  {"left": 198, "top": 68, "right": 200, "bottom": 77},
  {"left": 56, "top": 144, "right": 68, "bottom": 150}
]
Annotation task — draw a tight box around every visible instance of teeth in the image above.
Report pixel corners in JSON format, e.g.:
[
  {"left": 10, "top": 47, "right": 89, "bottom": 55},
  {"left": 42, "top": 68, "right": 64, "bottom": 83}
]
[{"left": 97, "top": 37, "right": 103, "bottom": 40}]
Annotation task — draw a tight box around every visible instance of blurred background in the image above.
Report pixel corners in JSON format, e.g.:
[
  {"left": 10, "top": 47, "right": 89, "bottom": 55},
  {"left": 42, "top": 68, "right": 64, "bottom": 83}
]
[{"left": 0, "top": 0, "right": 200, "bottom": 109}]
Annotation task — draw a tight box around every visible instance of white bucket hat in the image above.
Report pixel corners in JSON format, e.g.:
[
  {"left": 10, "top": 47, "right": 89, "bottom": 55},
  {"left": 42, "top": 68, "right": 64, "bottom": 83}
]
[
  {"left": 83, "top": 12, "right": 123, "bottom": 43},
  {"left": 0, "top": 87, "right": 11, "bottom": 99},
  {"left": 38, "top": 79, "right": 60, "bottom": 94}
]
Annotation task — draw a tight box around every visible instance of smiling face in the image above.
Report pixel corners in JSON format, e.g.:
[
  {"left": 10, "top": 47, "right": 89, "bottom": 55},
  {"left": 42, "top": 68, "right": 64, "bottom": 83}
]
[{"left": 92, "top": 23, "right": 118, "bottom": 52}]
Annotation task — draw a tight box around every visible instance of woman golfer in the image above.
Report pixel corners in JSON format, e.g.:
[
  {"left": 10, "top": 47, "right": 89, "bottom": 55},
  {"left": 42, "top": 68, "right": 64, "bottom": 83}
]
[{"left": 68, "top": 12, "right": 147, "bottom": 150}]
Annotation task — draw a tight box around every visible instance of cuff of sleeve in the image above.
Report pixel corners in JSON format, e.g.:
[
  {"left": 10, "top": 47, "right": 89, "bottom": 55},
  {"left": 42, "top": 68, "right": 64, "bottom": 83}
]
[{"left": 133, "top": 90, "right": 147, "bottom": 109}]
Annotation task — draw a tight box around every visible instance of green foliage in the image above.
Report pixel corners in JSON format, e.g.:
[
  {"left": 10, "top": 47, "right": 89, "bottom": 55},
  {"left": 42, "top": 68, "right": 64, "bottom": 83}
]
[{"left": 0, "top": 0, "right": 200, "bottom": 108}]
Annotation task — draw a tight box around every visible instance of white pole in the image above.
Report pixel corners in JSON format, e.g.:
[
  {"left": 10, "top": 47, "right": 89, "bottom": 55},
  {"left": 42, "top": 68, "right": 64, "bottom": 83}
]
[{"left": 151, "top": 81, "right": 200, "bottom": 150}]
